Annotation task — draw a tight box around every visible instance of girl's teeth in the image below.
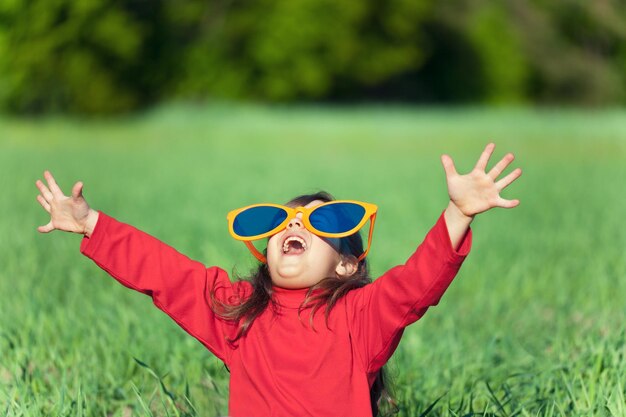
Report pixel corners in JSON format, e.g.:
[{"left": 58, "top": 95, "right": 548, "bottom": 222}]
[{"left": 283, "top": 237, "right": 307, "bottom": 253}]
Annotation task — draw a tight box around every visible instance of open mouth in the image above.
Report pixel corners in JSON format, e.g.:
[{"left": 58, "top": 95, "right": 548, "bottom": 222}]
[{"left": 282, "top": 236, "right": 307, "bottom": 255}]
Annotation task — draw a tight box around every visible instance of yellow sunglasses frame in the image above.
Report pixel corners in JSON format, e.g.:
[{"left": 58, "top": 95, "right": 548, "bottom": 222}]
[{"left": 227, "top": 200, "right": 378, "bottom": 263}]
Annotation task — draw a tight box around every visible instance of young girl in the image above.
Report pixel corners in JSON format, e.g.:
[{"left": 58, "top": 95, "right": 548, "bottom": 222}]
[{"left": 35, "top": 143, "right": 521, "bottom": 417}]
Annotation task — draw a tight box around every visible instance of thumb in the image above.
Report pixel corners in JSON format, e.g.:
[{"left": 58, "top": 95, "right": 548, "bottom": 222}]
[
  {"left": 38, "top": 221, "right": 55, "bottom": 233},
  {"left": 71, "top": 181, "right": 84, "bottom": 199}
]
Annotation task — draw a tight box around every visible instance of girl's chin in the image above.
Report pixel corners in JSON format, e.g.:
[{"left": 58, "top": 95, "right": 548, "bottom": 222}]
[{"left": 274, "top": 264, "right": 305, "bottom": 279}]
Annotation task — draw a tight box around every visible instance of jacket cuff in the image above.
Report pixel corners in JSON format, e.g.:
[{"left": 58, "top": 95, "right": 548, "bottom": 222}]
[
  {"left": 80, "top": 210, "right": 111, "bottom": 258},
  {"left": 436, "top": 210, "right": 472, "bottom": 263}
]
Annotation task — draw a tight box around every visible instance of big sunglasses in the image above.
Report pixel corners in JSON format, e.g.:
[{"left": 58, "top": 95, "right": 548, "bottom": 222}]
[{"left": 227, "top": 200, "right": 378, "bottom": 263}]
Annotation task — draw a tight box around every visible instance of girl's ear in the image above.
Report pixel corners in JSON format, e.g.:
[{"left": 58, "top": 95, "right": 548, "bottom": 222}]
[{"left": 335, "top": 255, "right": 358, "bottom": 278}]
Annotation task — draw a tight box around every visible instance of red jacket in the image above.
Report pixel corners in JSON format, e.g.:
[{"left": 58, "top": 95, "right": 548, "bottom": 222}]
[{"left": 80, "top": 211, "right": 471, "bottom": 416}]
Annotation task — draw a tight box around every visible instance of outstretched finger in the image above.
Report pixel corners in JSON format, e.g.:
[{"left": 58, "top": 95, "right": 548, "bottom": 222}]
[
  {"left": 44, "top": 170, "right": 65, "bottom": 198},
  {"left": 71, "top": 181, "right": 84, "bottom": 199},
  {"left": 488, "top": 153, "right": 515, "bottom": 180},
  {"left": 36, "top": 194, "right": 51, "bottom": 213},
  {"left": 474, "top": 143, "right": 496, "bottom": 172},
  {"left": 36, "top": 179, "right": 54, "bottom": 202},
  {"left": 496, "top": 197, "right": 520, "bottom": 209},
  {"left": 441, "top": 154, "right": 458, "bottom": 178},
  {"left": 496, "top": 168, "right": 522, "bottom": 192},
  {"left": 37, "top": 221, "right": 55, "bottom": 233}
]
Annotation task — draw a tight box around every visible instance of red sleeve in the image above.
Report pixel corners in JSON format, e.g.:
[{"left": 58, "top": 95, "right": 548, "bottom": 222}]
[
  {"left": 347, "top": 211, "right": 472, "bottom": 373},
  {"left": 80, "top": 211, "right": 242, "bottom": 364}
]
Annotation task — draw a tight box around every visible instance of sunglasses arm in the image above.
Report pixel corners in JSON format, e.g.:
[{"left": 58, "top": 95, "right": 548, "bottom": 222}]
[
  {"left": 245, "top": 241, "right": 268, "bottom": 263},
  {"left": 357, "top": 213, "right": 377, "bottom": 262}
]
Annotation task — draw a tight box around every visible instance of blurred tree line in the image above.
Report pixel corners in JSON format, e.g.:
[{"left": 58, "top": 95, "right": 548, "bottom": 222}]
[{"left": 1, "top": 0, "right": 625, "bottom": 114}]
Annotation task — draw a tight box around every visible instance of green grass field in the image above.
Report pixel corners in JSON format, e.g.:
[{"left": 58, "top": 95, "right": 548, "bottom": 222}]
[{"left": 1, "top": 105, "right": 625, "bottom": 416}]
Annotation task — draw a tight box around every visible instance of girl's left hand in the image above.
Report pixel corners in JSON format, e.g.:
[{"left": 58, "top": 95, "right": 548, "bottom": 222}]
[{"left": 441, "top": 143, "right": 522, "bottom": 219}]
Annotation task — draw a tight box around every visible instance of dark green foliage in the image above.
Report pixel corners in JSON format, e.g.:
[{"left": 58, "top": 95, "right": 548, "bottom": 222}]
[
  {"left": 170, "top": 0, "right": 432, "bottom": 101},
  {"left": 0, "top": 0, "right": 625, "bottom": 113},
  {"left": 410, "top": 1, "right": 529, "bottom": 104},
  {"left": 0, "top": 0, "right": 145, "bottom": 114},
  {"left": 516, "top": 0, "right": 626, "bottom": 105},
  {"left": 411, "top": 0, "right": 626, "bottom": 105}
]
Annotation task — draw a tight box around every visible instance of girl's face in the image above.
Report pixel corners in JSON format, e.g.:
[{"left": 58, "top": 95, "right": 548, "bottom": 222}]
[{"left": 266, "top": 200, "right": 343, "bottom": 289}]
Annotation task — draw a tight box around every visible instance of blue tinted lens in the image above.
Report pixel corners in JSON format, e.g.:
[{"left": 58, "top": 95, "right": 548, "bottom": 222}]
[
  {"left": 309, "top": 203, "right": 365, "bottom": 234},
  {"left": 233, "top": 206, "right": 288, "bottom": 237}
]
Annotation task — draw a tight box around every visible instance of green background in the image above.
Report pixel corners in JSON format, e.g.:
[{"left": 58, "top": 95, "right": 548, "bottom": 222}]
[{"left": 1, "top": 105, "right": 625, "bottom": 415}]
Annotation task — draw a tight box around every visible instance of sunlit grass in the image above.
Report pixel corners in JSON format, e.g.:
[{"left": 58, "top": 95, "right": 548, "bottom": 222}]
[{"left": 1, "top": 104, "right": 625, "bottom": 416}]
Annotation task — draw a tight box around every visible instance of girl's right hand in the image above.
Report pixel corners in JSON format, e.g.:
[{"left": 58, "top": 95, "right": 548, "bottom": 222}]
[{"left": 36, "top": 170, "right": 99, "bottom": 237}]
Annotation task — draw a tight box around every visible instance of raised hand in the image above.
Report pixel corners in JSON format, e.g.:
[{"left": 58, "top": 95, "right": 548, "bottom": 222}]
[
  {"left": 440, "top": 143, "right": 522, "bottom": 250},
  {"left": 35, "top": 171, "right": 99, "bottom": 236},
  {"left": 441, "top": 143, "right": 522, "bottom": 218}
]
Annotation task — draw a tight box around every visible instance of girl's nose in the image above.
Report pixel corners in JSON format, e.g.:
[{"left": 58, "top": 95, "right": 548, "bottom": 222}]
[{"left": 287, "top": 216, "right": 303, "bottom": 230}]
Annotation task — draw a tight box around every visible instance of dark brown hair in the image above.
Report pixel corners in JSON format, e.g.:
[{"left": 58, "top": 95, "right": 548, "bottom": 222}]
[{"left": 212, "top": 191, "right": 397, "bottom": 416}]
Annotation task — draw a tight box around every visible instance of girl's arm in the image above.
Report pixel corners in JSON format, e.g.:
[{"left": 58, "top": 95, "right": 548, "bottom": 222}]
[
  {"left": 348, "top": 211, "right": 471, "bottom": 374},
  {"left": 348, "top": 143, "right": 521, "bottom": 373},
  {"left": 35, "top": 171, "right": 238, "bottom": 363}
]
